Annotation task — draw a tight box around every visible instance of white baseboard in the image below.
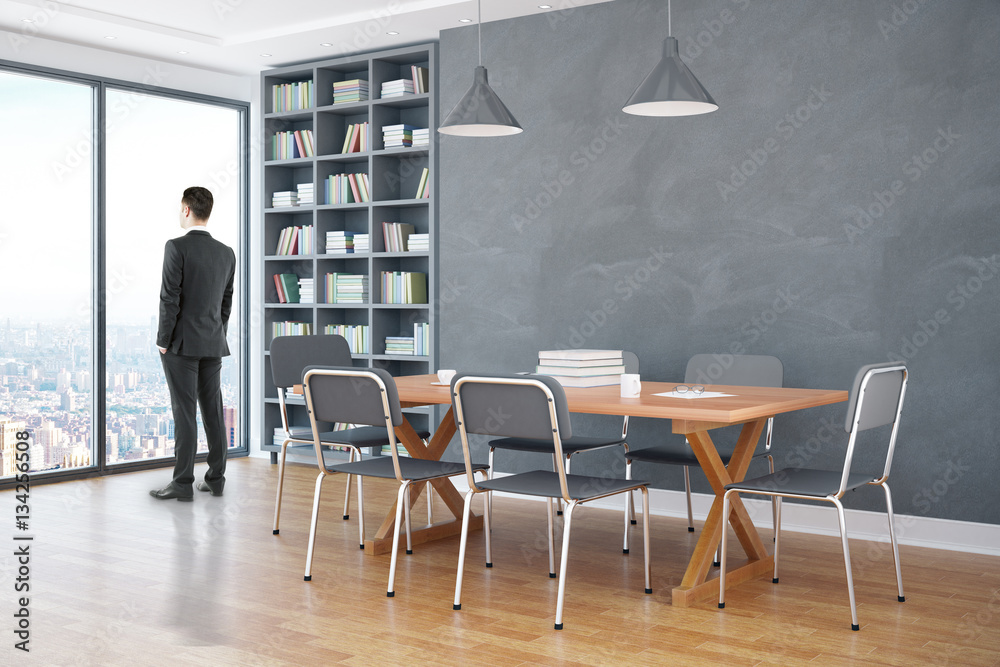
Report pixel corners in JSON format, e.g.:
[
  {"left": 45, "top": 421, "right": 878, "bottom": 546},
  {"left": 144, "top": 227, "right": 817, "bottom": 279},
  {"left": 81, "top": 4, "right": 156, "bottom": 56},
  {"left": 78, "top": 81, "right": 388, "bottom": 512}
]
[{"left": 448, "top": 473, "right": 1000, "bottom": 557}]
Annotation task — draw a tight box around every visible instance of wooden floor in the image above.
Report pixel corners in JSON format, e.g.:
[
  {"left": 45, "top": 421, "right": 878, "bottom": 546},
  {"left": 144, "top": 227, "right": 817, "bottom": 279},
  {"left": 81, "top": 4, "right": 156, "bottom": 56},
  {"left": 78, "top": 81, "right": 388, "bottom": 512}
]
[{"left": 7, "top": 457, "right": 999, "bottom": 666}]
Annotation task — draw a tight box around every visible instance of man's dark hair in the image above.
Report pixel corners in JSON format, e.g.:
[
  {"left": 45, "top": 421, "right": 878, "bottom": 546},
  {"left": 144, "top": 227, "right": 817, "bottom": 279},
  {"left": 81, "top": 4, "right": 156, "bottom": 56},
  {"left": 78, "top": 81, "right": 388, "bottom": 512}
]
[{"left": 182, "top": 187, "right": 214, "bottom": 221}]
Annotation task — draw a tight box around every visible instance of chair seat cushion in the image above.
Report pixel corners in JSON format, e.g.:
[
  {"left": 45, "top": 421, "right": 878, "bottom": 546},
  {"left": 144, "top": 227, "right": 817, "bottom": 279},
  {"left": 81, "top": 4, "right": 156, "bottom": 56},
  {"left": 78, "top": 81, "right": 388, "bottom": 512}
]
[
  {"left": 328, "top": 456, "right": 487, "bottom": 482},
  {"left": 627, "top": 441, "right": 771, "bottom": 467},
  {"left": 479, "top": 470, "right": 647, "bottom": 501},
  {"left": 726, "top": 468, "right": 876, "bottom": 497},
  {"left": 489, "top": 434, "right": 627, "bottom": 455},
  {"left": 282, "top": 426, "right": 430, "bottom": 449}
]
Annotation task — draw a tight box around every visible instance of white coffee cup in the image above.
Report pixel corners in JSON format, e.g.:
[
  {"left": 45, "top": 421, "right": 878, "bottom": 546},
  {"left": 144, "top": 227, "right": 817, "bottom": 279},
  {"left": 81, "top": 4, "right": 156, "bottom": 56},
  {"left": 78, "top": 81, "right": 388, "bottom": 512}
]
[
  {"left": 437, "top": 369, "right": 457, "bottom": 384},
  {"left": 620, "top": 373, "right": 641, "bottom": 398}
]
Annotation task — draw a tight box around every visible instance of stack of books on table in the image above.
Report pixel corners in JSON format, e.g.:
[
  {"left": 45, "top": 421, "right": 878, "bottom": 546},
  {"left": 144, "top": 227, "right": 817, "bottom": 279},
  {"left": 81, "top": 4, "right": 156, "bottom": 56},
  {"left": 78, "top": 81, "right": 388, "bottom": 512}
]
[
  {"left": 382, "top": 222, "right": 414, "bottom": 252},
  {"left": 325, "top": 273, "right": 369, "bottom": 304},
  {"left": 272, "top": 273, "right": 299, "bottom": 303},
  {"left": 535, "top": 349, "right": 626, "bottom": 387},
  {"left": 296, "top": 182, "right": 314, "bottom": 205},
  {"left": 323, "top": 324, "right": 370, "bottom": 354},
  {"left": 271, "top": 191, "right": 297, "bottom": 208},
  {"left": 407, "top": 233, "right": 429, "bottom": 252},
  {"left": 333, "top": 79, "right": 368, "bottom": 103},
  {"left": 412, "top": 128, "right": 429, "bottom": 147},
  {"left": 325, "top": 231, "right": 356, "bottom": 254},
  {"left": 297, "top": 277, "right": 314, "bottom": 304},
  {"left": 381, "top": 78, "right": 415, "bottom": 98},
  {"left": 354, "top": 233, "right": 370, "bottom": 253},
  {"left": 382, "top": 124, "right": 415, "bottom": 148}
]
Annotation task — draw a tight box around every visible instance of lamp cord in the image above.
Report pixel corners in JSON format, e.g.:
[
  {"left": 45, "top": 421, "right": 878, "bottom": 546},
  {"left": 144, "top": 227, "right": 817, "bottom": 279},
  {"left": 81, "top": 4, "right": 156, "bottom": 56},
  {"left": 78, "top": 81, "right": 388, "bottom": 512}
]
[
  {"left": 668, "top": 0, "right": 672, "bottom": 36},
  {"left": 478, "top": 0, "right": 483, "bottom": 66}
]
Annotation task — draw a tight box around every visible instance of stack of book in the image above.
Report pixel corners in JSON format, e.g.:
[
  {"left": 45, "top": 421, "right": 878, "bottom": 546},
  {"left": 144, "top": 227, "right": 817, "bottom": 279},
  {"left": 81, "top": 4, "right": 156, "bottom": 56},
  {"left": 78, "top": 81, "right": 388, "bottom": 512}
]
[
  {"left": 274, "top": 225, "right": 313, "bottom": 255},
  {"left": 341, "top": 122, "right": 369, "bottom": 153},
  {"left": 323, "top": 324, "right": 370, "bottom": 354},
  {"left": 271, "top": 191, "right": 297, "bottom": 208},
  {"left": 297, "top": 277, "right": 314, "bottom": 304},
  {"left": 410, "top": 66, "right": 429, "bottom": 94},
  {"left": 535, "top": 349, "right": 626, "bottom": 388},
  {"left": 382, "top": 124, "right": 416, "bottom": 148},
  {"left": 383, "top": 322, "right": 429, "bottom": 357},
  {"left": 296, "top": 182, "right": 314, "bottom": 205},
  {"left": 333, "top": 79, "right": 368, "bottom": 103},
  {"left": 271, "top": 80, "right": 313, "bottom": 112},
  {"left": 382, "top": 222, "right": 415, "bottom": 252},
  {"left": 272, "top": 321, "right": 312, "bottom": 338},
  {"left": 325, "top": 173, "right": 371, "bottom": 204},
  {"left": 325, "top": 273, "right": 369, "bottom": 304},
  {"left": 381, "top": 78, "right": 415, "bottom": 98},
  {"left": 412, "top": 128, "right": 429, "bottom": 147},
  {"left": 407, "top": 233, "right": 429, "bottom": 252},
  {"left": 272, "top": 273, "right": 299, "bottom": 303},
  {"left": 380, "top": 271, "right": 427, "bottom": 304},
  {"left": 354, "top": 233, "right": 370, "bottom": 253},
  {"left": 325, "top": 231, "right": 355, "bottom": 254},
  {"left": 271, "top": 129, "right": 314, "bottom": 159},
  {"left": 414, "top": 167, "right": 430, "bottom": 199},
  {"left": 385, "top": 336, "right": 414, "bottom": 355}
]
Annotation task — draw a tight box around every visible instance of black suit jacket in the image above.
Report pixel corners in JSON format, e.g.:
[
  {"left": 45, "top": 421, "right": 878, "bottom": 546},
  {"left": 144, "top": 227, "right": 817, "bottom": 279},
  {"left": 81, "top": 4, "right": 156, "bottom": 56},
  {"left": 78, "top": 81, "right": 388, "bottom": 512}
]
[{"left": 156, "top": 229, "right": 236, "bottom": 358}]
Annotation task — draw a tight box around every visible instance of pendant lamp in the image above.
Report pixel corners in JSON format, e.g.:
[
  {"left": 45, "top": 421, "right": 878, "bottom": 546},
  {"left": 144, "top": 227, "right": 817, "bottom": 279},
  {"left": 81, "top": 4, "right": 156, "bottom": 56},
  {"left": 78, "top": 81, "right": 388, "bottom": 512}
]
[
  {"left": 439, "top": 0, "right": 523, "bottom": 136},
  {"left": 623, "top": 0, "right": 718, "bottom": 117}
]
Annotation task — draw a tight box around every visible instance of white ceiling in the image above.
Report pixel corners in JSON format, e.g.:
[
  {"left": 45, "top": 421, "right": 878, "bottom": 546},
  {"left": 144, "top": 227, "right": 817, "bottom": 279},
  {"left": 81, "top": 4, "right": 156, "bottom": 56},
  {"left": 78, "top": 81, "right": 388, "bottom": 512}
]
[{"left": 0, "top": 0, "right": 614, "bottom": 76}]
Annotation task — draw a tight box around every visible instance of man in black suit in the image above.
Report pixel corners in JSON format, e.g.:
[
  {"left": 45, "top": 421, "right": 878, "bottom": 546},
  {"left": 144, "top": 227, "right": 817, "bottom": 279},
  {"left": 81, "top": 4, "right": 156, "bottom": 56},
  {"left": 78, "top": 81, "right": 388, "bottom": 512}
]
[{"left": 151, "top": 186, "right": 236, "bottom": 501}]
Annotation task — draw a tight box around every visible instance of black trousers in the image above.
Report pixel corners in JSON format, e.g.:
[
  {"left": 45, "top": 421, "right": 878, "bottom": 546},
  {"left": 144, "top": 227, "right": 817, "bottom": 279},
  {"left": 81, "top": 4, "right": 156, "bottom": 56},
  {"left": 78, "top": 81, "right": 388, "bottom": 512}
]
[{"left": 160, "top": 351, "right": 227, "bottom": 488}]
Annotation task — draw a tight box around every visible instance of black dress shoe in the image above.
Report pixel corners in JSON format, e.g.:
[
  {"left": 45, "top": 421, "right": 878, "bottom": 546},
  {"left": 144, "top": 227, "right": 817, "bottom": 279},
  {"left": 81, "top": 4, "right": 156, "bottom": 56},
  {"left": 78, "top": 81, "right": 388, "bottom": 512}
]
[
  {"left": 196, "top": 481, "right": 224, "bottom": 496},
  {"left": 149, "top": 484, "right": 194, "bottom": 501}
]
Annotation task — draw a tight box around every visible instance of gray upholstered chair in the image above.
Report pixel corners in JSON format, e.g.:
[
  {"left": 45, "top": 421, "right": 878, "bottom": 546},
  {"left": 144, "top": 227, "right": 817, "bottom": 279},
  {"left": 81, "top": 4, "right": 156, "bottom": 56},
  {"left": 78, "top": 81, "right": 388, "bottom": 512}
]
[
  {"left": 301, "top": 366, "right": 487, "bottom": 596},
  {"left": 487, "top": 351, "right": 639, "bottom": 544},
  {"left": 450, "top": 372, "right": 651, "bottom": 630},
  {"left": 718, "top": 362, "right": 908, "bottom": 631},
  {"left": 268, "top": 334, "right": 429, "bottom": 534},
  {"left": 625, "top": 354, "right": 783, "bottom": 553}
]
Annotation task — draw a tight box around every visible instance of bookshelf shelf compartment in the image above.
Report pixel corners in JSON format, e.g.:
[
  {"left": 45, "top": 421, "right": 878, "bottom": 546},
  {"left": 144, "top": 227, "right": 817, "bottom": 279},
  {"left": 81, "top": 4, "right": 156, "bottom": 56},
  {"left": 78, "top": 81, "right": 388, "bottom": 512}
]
[{"left": 260, "top": 43, "right": 438, "bottom": 456}]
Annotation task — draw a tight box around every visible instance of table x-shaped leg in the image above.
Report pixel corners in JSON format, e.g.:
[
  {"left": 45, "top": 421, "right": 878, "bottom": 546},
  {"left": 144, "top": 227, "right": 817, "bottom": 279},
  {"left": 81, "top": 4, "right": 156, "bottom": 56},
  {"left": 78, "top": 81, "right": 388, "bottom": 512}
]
[
  {"left": 670, "top": 417, "right": 774, "bottom": 606},
  {"left": 365, "top": 406, "right": 483, "bottom": 555}
]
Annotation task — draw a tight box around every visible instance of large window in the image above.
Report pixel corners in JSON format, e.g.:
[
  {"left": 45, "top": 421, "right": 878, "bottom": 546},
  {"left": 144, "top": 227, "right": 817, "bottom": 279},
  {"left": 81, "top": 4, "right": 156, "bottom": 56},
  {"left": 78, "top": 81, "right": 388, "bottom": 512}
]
[{"left": 0, "top": 64, "right": 247, "bottom": 483}]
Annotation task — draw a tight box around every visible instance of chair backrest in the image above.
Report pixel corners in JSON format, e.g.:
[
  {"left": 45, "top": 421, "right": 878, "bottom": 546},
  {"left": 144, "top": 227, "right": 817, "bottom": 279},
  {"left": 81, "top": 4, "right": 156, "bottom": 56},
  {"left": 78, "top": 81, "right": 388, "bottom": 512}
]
[
  {"left": 839, "top": 362, "right": 908, "bottom": 494},
  {"left": 451, "top": 373, "right": 573, "bottom": 493},
  {"left": 685, "top": 353, "right": 783, "bottom": 388},
  {"left": 303, "top": 365, "right": 402, "bottom": 428},
  {"left": 623, "top": 351, "right": 639, "bottom": 374},
  {"left": 269, "top": 335, "right": 353, "bottom": 388}
]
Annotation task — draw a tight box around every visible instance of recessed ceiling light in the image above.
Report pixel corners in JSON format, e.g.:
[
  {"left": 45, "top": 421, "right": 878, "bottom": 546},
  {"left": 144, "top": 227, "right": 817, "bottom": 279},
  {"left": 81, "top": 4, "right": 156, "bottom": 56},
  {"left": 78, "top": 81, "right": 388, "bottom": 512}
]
[
  {"left": 177, "top": 51, "right": 188, "bottom": 55},
  {"left": 386, "top": 31, "right": 399, "bottom": 36},
  {"left": 320, "top": 42, "right": 333, "bottom": 47},
  {"left": 21, "top": 18, "right": 34, "bottom": 23},
  {"left": 104, "top": 35, "right": 116, "bottom": 40},
  {"left": 260, "top": 53, "right": 272, "bottom": 57},
  {"left": 539, "top": 4, "right": 553, "bottom": 8},
  {"left": 459, "top": 18, "right": 472, "bottom": 23}
]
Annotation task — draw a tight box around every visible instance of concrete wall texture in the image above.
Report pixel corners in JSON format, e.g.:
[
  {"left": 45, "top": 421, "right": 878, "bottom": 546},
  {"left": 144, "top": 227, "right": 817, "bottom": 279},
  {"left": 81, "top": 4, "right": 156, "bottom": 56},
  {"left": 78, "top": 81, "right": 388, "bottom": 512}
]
[{"left": 436, "top": 0, "right": 1000, "bottom": 524}]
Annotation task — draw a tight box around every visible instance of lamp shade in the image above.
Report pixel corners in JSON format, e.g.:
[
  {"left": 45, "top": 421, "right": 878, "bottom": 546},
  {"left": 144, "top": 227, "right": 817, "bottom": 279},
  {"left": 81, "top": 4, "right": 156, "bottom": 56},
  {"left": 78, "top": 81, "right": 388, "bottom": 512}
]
[
  {"left": 623, "top": 37, "right": 718, "bottom": 117},
  {"left": 439, "top": 66, "right": 523, "bottom": 136}
]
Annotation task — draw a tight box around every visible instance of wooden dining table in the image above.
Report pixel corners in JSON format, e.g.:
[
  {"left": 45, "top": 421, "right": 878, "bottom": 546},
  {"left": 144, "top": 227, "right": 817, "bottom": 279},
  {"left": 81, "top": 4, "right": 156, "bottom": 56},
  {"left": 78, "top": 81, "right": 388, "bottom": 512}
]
[{"left": 379, "top": 373, "right": 847, "bottom": 607}]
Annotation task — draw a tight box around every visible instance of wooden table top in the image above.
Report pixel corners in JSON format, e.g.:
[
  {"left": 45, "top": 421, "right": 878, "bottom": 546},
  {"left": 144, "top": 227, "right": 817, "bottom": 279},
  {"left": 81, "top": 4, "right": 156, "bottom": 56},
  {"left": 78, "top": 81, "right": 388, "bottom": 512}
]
[{"left": 394, "top": 374, "right": 848, "bottom": 432}]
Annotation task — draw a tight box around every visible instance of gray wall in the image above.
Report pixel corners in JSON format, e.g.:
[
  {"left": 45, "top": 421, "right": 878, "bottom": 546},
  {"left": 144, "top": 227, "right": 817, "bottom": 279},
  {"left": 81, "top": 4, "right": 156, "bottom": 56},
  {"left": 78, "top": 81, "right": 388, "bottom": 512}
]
[{"left": 436, "top": 0, "right": 1000, "bottom": 525}]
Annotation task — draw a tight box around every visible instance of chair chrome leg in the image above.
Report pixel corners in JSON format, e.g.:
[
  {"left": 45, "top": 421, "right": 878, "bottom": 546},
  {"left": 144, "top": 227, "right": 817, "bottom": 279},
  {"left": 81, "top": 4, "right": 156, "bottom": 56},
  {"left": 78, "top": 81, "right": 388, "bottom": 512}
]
[
  {"left": 881, "top": 482, "right": 905, "bottom": 602},
  {"left": 453, "top": 488, "right": 477, "bottom": 610},
  {"left": 622, "top": 485, "right": 632, "bottom": 554},
  {"left": 356, "top": 474, "right": 365, "bottom": 549},
  {"left": 684, "top": 465, "right": 694, "bottom": 532},
  {"left": 546, "top": 497, "right": 556, "bottom": 578},
  {"left": 768, "top": 454, "right": 776, "bottom": 538},
  {"left": 773, "top": 496, "right": 782, "bottom": 583},
  {"left": 833, "top": 497, "right": 860, "bottom": 630},
  {"left": 387, "top": 481, "right": 410, "bottom": 597},
  {"left": 718, "top": 489, "right": 733, "bottom": 609},
  {"left": 554, "top": 500, "right": 579, "bottom": 629},
  {"left": 555, "top": 455, "right": 567, "bottom": 515},
  {"left": 404, "top": 484, "right": 413, "bottom": 555},
  {"left": 272, "top": 438, "right": 290, "bottom": 534},
  {"left": 484, "top": 488, "right": 493, "bottom": 568},
  {"left": 487, "top": 447, "right": 495, "bottom": 528},
  {"left": 304, "top": 472, "right": 326, "bottom": 581},
  {"left": 342, "top": 448, "right": 356, "bottom": 520},
  {"left": 641, "top": 487, "right": 652, "bottom": 594},
  {"left": 426, "top": 482, "right": 434, "bottom": 525}
]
